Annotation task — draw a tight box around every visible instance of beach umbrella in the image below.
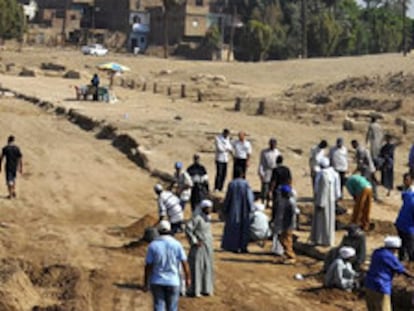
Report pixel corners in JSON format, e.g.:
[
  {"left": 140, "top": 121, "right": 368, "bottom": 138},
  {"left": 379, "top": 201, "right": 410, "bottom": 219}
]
[
  {"left": 97, "top": 62, "right": 130, "bottom": 73},
  {"left": 97, "top": 62, "right": 130, "bottom": 88}
]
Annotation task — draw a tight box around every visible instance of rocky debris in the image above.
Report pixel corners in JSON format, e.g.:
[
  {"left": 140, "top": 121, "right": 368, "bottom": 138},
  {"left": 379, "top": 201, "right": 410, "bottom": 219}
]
[
  {"left": 41, "top": 63, "right": 66, "bottom": 71},
  {"left": 112, "top": 134, "right": 150, "bottom": 170},
  {"left": 158, "top": 69, "right": 173, "bottom": 76},
  {"left": 19, "top": 68, "right": 35, "bottom": 77},
  {"left": 342, "top": 117, "right": 367, "bottom": 132},
  {"left": 68, "top": 109, "right": 101, "bottom": 131},
  {"left": 342, "top": 97, "right": 402, "bottom": 112},
  {"left": 311, "top": 93, "right": 332, "bottom": 105},
  {"left": 63, "top": 70, "right": 80, "bottom": 79}
]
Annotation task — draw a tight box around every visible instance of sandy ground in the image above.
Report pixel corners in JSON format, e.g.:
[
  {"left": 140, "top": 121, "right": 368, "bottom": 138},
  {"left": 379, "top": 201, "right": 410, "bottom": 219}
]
[{"left": 0, "top": 47, "right": 413, "bottom": 310}]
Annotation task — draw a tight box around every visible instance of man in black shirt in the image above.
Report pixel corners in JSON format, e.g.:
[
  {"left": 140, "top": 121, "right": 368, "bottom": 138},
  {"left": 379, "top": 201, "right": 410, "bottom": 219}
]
[
  {"left": 269, "top": 156, "right": 292, "bottom": 220},
  {"left": 187, "top": 154, "right": 209, "bottom": 212},
  {"left": 0, "top": 136, "right": 23, "bottom": 199}
]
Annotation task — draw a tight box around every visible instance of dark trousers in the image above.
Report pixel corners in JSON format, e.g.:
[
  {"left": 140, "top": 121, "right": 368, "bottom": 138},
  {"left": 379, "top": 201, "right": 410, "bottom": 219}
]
[
  {"left": 233, "top": 158, "right": 247, "bottom": 179},
  {"left": 214, "top": 161, "right": 227, "bottom": 191},
  {"left": 337, "top": 171, "right": 346, "bottom": 196},
  {"left": 397, "top": 229, "right": 414, "bottom": 261}
]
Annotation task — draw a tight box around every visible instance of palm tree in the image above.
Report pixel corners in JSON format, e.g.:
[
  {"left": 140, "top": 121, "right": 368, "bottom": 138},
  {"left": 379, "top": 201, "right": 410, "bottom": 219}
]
[{"left": 162, "top": 0, "right": 186, "bottom": 58}]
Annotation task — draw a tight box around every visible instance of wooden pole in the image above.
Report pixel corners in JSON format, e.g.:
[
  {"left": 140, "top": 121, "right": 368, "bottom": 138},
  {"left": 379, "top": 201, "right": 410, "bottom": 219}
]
[
  {"left": 234, "top": 97, "right": 241, "bottom": 111},
  {"left": 153, "top": 82, "right": 158, "bottom": 93},
  {"left": 181, "top": 84, "right": 186, "bottom": 98}
]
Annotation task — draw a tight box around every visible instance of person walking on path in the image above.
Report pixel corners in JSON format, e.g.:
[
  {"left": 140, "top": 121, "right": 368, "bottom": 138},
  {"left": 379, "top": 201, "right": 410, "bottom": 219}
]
[
  {"left": 365, "top": 236, "right": 414, "bottom": 311},
  {"left": 144, "top": 220, "right": 191, "bottom": 311},
  {"left": 214, "top": 129, "right": 233, "bottom": 192},
  {"left": 0, "top": 135, "right": 23, "bottom": 199},
  {"left": 221, "top": 167, "right": 254, "bottom": 253},
  {"left": 258, "top": 138, "right": 280, "bottom": 208},
  {"left": 345, "top": 175, "right": 373, "bottom": 231},
  {"left": 185, "top": 202, "right": 214, "bottom": 297},
  {"left": 232, "top": 131, "right": 252, "bottom": 179}
]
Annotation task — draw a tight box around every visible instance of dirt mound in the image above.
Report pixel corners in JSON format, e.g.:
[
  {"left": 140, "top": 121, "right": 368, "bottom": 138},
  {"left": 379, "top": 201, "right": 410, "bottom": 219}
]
[
  {"left": 300, "top": 287, "right": 362, "bottom": 311},
  {"left": 109, "top": 214, "right": 158, "bottom": 239},
  {"left": 0, "top": 263, "right": 41, "bottom": 311},
  {"left": 0, "top": 258, "right": 86, "bottom": 311},
  {"left": 392, "top": 276, "right": 414, "bottom": 310},
  {"left": 121, "top": 239, "right": 149, "bottom": 256}
]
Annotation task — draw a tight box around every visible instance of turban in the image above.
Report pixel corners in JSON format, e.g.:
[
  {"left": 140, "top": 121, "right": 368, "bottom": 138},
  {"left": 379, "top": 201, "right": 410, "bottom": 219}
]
[
  {"left": 384, "top": 236, "right": 402, "bottom": 248},
  {"left": 339, "top": 246, "right": 356, "bottom": 259}
]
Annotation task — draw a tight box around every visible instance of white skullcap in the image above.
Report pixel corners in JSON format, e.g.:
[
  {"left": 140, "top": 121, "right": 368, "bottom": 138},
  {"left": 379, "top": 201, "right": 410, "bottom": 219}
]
[
  {"left": 384, "top": 236, "right": 402, "bottom": 248},
  {"left": 154, "top": 184, "right": 163, "bottom": 193},
  {"left": 319, "top": 157, "right": 330, "bottom": 168},
  {"left": 254, "top": 203, "right": 265, "bottom": 212},
  {"left": 200, "top": 199, "right": 213, "bottom": 209},
  {"left": 339, "top": 246, "right": 356, "bottom": 259},
  {"left": 158, "top": 220, "right": 171, "bottom": 233}
]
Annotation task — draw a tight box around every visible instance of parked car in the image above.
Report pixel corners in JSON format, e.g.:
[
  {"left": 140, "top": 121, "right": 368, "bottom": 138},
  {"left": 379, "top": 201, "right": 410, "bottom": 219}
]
[{"left": 81, "top": 44, "right": 108, "bottom": 56}]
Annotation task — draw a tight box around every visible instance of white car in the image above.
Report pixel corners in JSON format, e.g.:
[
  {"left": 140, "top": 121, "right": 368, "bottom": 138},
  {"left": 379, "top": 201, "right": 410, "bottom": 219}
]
[{"left": 81, "top": 44, "right": 108, "bottom": 56}]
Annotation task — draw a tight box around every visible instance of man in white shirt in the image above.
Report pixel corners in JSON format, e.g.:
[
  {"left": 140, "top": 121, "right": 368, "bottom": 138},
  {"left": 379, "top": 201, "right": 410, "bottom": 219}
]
[
  {"left": 154, "top": 184, "right": 184, "bottom": 235},
  {"left": 232, "top": 131, "right": 252, "bottom": 179},
  {"left": 309, "top": 140, "right": 328, "bottom": 194},
  {"left": 258, "top": 138, "right": 280, "bottom": 208},
  {"left": 329, "top": 138, "right": 348, "bottom": 196},
  {"left": 214, "top": 129, "right": 233, "bottom": 192},
  {"left": 172, "top": 162, "right": 193, "bottom": 210}
]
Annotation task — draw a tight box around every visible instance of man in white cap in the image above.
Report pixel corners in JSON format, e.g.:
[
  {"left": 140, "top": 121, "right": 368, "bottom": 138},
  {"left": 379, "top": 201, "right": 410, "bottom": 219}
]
[
  {"left": 365, "top": 236, "right": 414, "bottom": 311},
  {"left": 154, "top": 184, "right": 184, "bottom": 235},
  {"left": 324, "top": 246, "right": 357, "bottom": 291},
  {"left": 185, "top": 200, "right": 214, "bottom": 297},
  {"left": 193, "top": 199, "right": 213, "bottom": 217},
  {"left": 249, "top": 203, "right": 271, "bottom": 245},
  {"left": 171, "top": 161, "right": 193, "bottom": 210},
  {"left": 310, "top": 157, "right": 341, "bottom": 247},
  {"left": 144, "top": 220, "right": 191, "bottom": 311}
]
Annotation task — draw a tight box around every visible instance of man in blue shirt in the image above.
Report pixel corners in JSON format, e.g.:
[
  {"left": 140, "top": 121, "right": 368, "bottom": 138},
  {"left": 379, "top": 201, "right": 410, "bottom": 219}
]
[
  {"left": 144, "top": 220, "right": 191, "bottom": 311},
  {"left": 395, "top": 172, "right": 414, "bottom": 261},
  {"left": 365, "top": 236, "right": 414, "bottom": 311}
]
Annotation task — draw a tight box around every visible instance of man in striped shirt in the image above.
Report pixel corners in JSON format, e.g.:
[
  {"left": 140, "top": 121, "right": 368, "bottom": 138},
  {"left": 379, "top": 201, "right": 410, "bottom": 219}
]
[{"left": 154, "top": 184, "right": 184, "bottom": 235}]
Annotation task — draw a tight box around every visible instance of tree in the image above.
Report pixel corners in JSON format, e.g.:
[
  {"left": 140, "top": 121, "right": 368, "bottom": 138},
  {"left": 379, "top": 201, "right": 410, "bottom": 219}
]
[
  {"left": 162, "top": 0, "right": 186, "bottom": 58},
  {"left": 0, "top": 0, "right": 25, "bottom": 42},
  {"left": 240, "top": 19, "right": 273, "bottom": 61}
]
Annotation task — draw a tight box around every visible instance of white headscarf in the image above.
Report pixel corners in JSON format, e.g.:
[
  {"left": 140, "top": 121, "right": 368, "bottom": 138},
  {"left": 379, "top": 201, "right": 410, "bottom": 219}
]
[
  {"left": 339, "top": 246, "right": 356, "bottom": 259},
  {"left": 384, "top": 236, "right": 402, "bottom": 248},
  {"left": 319, "top": 157, "right": 330, "bottom": 169}
]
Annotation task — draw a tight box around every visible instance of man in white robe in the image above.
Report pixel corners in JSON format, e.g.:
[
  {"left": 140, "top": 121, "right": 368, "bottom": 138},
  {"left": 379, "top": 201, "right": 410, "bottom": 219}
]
[
  {"left": 366, "top": 116, "right": 383, "bottom": 161},
  {"left": 185, "top": 202, "right": 214, "bottom": 297},
  {"left": 249, "top": 203, "right": 271, "bottom": 244},
  {"left": 310, "top": 157, "right": 341, "bottom": 247},
  {"left": 324, "top": 246, "right": 357, "bottom": 290}
]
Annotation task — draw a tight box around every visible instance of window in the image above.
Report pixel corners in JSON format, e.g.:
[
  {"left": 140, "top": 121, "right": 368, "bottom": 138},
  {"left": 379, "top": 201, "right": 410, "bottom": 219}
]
[{"left": 195, "top": 0, "right": 203, "bottom": 6}]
